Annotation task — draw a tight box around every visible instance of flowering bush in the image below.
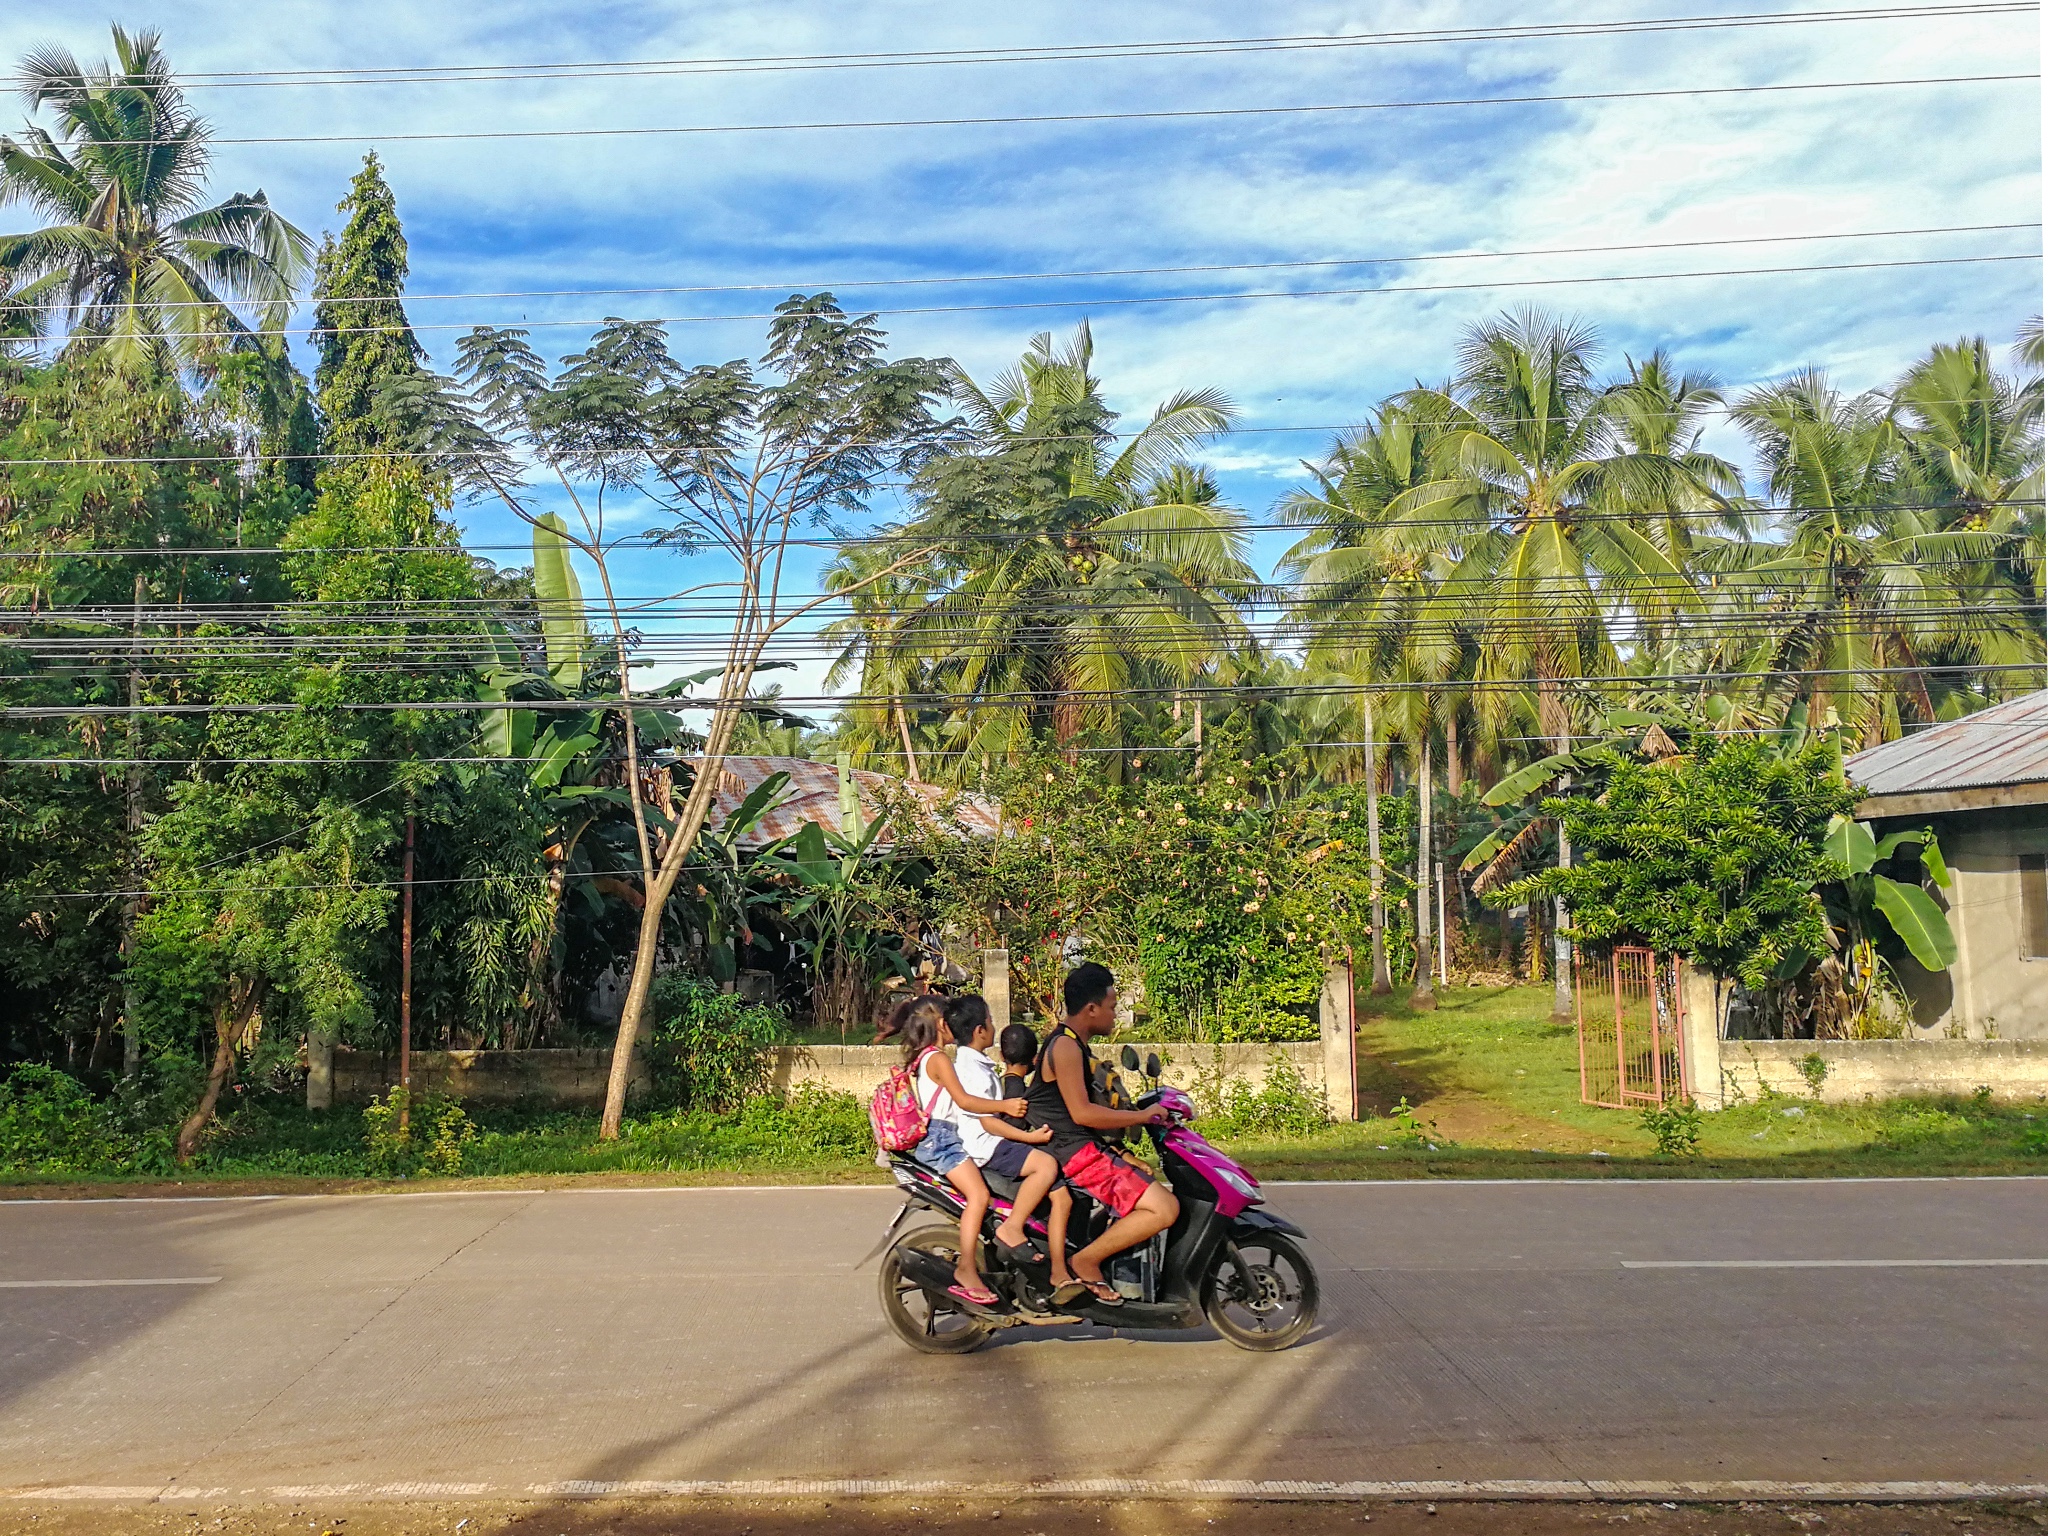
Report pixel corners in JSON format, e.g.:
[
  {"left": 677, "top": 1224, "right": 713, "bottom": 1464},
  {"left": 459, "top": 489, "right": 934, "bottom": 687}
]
[{"left": 896, "top": 732, "right": 1416, "bottom": 1041}]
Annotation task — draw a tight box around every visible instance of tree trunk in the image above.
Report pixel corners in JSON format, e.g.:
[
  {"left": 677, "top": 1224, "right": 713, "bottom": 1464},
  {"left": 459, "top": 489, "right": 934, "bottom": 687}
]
[
  {"left": 1409, "top": 739, "right": 1436, "bottom": 1010},
  {"left": 895, "top": 699, "right": 923, "bottom": 783},
  {"left": 1444, "top": 712, "right": 1463, "bottom": 797},
  {"left": 121, "top": 573, "right": 145, "bottom": 1079},
  {"left": 1363, "top": 700, "right": 1391, "bottom": 995},
  {"left": 175, "top": 979, "right": 262, "bottom": 1165},
  {"left": 399, "top": 814, "right": 414, "bottom": 1136},
  {"left": 1552, "top": 776, "right": 1575, "bottom": 1022}
]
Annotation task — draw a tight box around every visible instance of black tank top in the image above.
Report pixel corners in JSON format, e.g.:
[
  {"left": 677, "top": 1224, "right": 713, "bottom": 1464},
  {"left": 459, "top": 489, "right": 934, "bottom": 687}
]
[{"left": 1027, "top": 1022, "right": 1098, "bottom": 1160}]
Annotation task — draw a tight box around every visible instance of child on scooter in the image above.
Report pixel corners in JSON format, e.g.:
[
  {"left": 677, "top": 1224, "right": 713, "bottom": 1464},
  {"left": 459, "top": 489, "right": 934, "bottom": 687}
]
[
  {"left": 880, "top": 994, "right": 1025, "bottom": 1310},
  {"left": 939, "top": 999, "right": 1076, "bottom": 1296}
]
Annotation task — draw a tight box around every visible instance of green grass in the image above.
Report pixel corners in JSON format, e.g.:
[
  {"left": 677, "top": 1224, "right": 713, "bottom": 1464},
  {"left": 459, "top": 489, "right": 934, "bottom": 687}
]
[
  {"left": 1234, "top": 983, "right": 2048, "bottom": 1179},
  {"left": 5, "top": 985, "right": 2044, "bottom": 1194}
]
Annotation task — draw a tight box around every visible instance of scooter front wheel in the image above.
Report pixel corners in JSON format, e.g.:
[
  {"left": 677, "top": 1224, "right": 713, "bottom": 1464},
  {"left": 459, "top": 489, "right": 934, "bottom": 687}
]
[
  {"left": 878, "top": 1219, "right": 993, "bottom": 1355},
  {"left": 1202, "top": 1230, "right": 1319, "bottom": 1351}
]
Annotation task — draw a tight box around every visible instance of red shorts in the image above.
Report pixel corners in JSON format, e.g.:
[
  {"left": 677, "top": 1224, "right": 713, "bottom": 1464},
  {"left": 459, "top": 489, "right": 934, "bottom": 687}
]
[{"left": 1062, "top": 1141, "right": 1153, "bottom": 1217}]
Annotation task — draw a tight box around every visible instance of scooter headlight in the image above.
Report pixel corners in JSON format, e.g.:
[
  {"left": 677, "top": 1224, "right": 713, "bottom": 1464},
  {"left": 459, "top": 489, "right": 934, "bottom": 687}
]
[{"left": 1213, "top": 1163, "right": 1263, "bottom": 1205}]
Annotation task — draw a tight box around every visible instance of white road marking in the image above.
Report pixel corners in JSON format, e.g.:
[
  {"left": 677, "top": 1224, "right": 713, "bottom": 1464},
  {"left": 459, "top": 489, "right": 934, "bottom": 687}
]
[
  {"left": 6, "top": 1479, "right": 2048, "bottom": 1503},
  {"left": 0, "top": 1276, "right": 221, "bottom": 1287},
  {"left": 1621, "top": 1258, "right": 2048, "bottom": 1268}
]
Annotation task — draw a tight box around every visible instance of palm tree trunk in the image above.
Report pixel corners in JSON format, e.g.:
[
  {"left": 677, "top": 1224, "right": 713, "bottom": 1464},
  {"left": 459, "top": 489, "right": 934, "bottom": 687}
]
[
  {"left": 1552, "top": 775, "right": 1575, "bottom": 1022},
  {"left": 1409, "top": 738, "right": 1436, "bottom": 1010},
  {"left": 894, "top": 699, "right": 923, "bottom": 783},
  {"left": 121, "top": 573, "right": 145, "bottom": 1078},
  {"left": 1444, "top": 712, "right": 1463, "bottom": 797},
  {"left": 1363, "top": 698, "right": 1390, "bottom": 995}
]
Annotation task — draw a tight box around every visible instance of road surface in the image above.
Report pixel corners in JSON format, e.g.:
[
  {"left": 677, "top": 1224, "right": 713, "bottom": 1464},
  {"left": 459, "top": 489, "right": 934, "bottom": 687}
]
[{"left": 1, "top": 1178, "right": 2044, "bottom": 1504}]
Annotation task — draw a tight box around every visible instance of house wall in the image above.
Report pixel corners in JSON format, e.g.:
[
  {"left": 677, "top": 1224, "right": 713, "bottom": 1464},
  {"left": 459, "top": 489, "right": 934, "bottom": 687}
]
[{"left": 1890, "top": 809, "right": 2048, "bottom": 1042}]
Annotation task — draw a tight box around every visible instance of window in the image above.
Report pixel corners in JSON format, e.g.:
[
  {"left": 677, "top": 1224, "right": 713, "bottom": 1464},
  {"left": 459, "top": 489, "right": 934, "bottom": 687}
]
[{"left": 2022, "top": 855, "right": 2048, "bottom": 961}]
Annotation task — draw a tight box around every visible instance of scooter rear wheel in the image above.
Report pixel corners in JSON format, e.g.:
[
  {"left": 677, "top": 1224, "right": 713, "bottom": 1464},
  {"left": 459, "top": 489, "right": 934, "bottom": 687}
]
[
  {"left": 879, "top": 1219, "right": 993, "bottom": 1355},
  {"left": 1202, "top": 1231, "right": 1319, "bottom": 1351}
]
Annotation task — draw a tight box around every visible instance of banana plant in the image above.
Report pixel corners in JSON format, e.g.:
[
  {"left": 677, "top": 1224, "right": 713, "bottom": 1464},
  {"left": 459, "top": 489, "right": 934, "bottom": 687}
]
[
  {"left": 1822, "top": 815, "right": 1957, "bottom": 972},
  {"left": 756, "top": 812, "right": 910, "bottom": 1039}
]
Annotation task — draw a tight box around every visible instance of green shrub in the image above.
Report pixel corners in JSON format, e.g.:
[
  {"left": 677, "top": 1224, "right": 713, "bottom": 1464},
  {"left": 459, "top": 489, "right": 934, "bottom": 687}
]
[
  {"left": 648, "top": 973, "right": 790, "bottom": 1112},
  {"left": 1640, "top": 1097, "right": 1704, "bottom": 1158},
  {"left": 363, "top": 1087, "right": 477, "bottom": 1176},
  {"left": 1193, "top": 1050, "right": 1330, "bottom": 1138},
  {"left": 0, "top": 1065, "right": 123, "bottom": 1174}
]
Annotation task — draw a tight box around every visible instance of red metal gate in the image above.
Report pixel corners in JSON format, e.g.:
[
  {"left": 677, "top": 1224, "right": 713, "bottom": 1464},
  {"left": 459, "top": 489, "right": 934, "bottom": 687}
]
[{"left": 1577, "top": 947, "right": 1689, "bottom": 1109}]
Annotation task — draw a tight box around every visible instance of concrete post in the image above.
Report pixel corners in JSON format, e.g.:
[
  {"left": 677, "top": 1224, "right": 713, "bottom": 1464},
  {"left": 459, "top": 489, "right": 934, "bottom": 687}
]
[
  {"left": 1319, "top": 955, "right": 1359, "bottom": 1121},
  {"left": 306, "top": 1032, "right": 333, "bottom": 1111},
  {"left": 982, "top": 949, "right": 1010, "bottom": 1034},
  {"left": 1680, "top": 962, "right": 1726, "bottom": 1110}
]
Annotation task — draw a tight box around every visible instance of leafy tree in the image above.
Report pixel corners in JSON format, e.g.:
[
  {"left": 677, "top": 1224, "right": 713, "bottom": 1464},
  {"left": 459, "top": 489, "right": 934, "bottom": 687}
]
[
  {"left": 0, "top": 26, "right": 309, "bottom": 373},
  {"left": 309, "top": 154, "right": 423, "bottom": 461},
  {"left": 1493, "top": 739, "right": 1856, "bottom": 990}
]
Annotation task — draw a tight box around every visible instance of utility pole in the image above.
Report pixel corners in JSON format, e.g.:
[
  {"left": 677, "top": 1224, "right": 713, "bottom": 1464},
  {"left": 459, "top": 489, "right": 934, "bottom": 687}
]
[
  {"left": 120, "top": 574, "right": 145, "bottom": 1078},
  {"left": 399, "top": 814, "right": 414, "bottom": 1134}
]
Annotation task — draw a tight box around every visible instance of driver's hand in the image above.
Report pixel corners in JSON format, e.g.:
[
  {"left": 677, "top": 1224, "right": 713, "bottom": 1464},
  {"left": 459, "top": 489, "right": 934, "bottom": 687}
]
[{"left": 1143, "top": 1106, "right": 1171, "bottom": 1125}]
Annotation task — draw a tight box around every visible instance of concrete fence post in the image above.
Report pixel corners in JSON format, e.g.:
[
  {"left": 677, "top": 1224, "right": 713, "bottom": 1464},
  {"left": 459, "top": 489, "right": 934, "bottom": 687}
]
[
  {"left": 1680, "top": 962, "right": 1726, "bottom": 1110},
  {"left": 305, "top": 1032, "right": 333, "bottom": 1111},
  {"left": 982, "top": 949, "right": 1010, "bottom": 1034},
  {"left": 1319, "top": 956, "right": 1360, "bottom": 1121}
]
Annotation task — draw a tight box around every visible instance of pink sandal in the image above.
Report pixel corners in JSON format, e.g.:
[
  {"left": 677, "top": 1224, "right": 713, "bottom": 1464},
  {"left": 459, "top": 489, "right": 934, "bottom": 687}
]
[{"left": 946, "top": 1281, "right": 999, "bottom": 1308}]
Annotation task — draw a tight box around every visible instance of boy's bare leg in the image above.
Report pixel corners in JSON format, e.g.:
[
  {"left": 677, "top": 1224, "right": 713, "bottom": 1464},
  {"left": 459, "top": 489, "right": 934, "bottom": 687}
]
[
  {"left": 1069, "top": 1184, "right": 1178, "bottom": 1287},
  {"left": 1046, "top": 1186, "right": 1074, "bottom": 1287},
  {"left": 994, "top": 1151, "right": 1059, "bottom": 1251}
]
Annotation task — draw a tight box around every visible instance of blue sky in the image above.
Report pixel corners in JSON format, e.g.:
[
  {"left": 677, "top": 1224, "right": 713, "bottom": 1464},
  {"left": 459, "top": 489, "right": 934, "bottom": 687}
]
[{"left": 3, "top": 1, "right": 2041, "bottom": 705}]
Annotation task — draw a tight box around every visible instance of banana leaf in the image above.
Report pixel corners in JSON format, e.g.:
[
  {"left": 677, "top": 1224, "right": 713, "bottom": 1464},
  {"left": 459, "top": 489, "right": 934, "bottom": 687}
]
[{"left": 1871, "top": 874, "right": 1958, "bottom": 971}]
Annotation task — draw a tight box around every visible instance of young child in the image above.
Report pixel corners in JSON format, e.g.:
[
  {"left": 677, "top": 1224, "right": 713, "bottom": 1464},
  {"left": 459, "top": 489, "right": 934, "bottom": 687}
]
[
  {"left": 993, "top": 1018, "right": 1078, "bottom": 1300},
  {"left": 879, "top": 994, "right": 1025, "bottom": 1310}
]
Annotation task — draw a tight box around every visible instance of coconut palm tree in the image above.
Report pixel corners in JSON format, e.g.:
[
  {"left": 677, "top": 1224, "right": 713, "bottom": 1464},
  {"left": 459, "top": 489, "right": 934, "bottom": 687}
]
[
  {"left": 0, "top": 26, "right": 310, "bottom": 372},
  {"left": 865, "top": 322, "right": 1258, "bottom": 762}
]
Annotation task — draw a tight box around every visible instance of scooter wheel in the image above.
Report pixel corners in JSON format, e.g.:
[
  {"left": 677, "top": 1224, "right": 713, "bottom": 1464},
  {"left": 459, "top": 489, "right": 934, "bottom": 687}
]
[
  {"left": 1202, "top": 1231, "right": 1319, "bottom": 1351},
  {"left": 879, "top": 1220, "right": 993, "bottom": 1355}
]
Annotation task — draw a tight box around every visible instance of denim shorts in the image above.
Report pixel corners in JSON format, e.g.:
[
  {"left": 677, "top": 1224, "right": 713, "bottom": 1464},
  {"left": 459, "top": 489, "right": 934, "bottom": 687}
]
[{"left": 914, "top": 1118, "right": 969, "bottom": 1175}]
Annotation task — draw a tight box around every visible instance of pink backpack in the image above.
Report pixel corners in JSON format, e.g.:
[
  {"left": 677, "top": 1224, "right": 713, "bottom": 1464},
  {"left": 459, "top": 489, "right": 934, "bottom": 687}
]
[{"left": 870, "top": 1047, "right": 942, "bottom": 1153}]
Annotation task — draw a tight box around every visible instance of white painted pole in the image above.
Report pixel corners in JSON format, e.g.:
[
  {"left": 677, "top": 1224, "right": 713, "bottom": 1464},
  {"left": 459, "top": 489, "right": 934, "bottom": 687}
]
[{"left": 1437, "top": 861, "right": 1450, "bottom": 984}]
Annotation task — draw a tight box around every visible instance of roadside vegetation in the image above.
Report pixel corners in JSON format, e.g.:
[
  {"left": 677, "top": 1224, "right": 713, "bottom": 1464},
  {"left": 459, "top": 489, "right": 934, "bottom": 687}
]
[{"left": 1, "top": 30, "right": 2042, "bottom": 1178}]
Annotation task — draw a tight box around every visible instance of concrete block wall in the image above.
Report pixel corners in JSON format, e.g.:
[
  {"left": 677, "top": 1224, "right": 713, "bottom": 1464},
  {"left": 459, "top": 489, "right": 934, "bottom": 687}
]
[
  {"left": 1712, "top": 1039, "right": 2048, "bottom": 1105},
  {"left": 331, "top": 1038, "right": 1330, "bottom": 1109}
]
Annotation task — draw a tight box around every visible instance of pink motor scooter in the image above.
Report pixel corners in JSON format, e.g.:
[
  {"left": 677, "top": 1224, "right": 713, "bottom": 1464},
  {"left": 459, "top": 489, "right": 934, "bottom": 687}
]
[{"left": 871, "top": 1047, "right": 1320, "bottom": 1354}]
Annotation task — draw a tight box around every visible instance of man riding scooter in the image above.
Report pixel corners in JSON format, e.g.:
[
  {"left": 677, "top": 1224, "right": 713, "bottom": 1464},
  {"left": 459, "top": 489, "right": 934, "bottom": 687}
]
[{"left": 1025, "top": 962, "right": 1178, "bottom": 1308}]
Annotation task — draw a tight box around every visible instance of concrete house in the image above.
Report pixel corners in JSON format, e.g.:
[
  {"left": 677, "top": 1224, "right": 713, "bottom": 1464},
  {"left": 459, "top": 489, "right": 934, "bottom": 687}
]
[{"left": 1845, "top": 689, "right": 2048, "bottom": 1042}]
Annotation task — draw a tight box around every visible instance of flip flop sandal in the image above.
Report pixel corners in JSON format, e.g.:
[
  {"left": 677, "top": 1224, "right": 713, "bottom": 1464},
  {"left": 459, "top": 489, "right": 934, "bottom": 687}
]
[
  {"left": 994, "top": 1236, "right": 1038, "bottom": 1266},
  {"left": 946, "top": 1282, "right": 1001, "bottom": 1308},
  {"left": 1049, "top": 1280, "right": 1091, "bottom": 1307},
  {"left": 1080, "top": 1279, "right": 1123, "bottom": 1307}
]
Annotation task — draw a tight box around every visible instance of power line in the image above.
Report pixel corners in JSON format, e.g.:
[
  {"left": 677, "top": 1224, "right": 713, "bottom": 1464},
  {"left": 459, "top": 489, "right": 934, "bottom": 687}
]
[
  {"left": 20, "top": 220, "right": 2024, "bottom": 311},
  {"left": 89, "top": 250, "right": 2043, "bottom": 343},
  {"left": 3, "top": 497, "right": 2037, "bottom": 565},
  {"left": 158, "top": 5, "right": 2039, "bottom": 89},
  {"left": 71, "top": 71, "right": 2035, "bottom": 147},
  {"left": 7, "top": 658, "right": 2041, "bottom": 719}
]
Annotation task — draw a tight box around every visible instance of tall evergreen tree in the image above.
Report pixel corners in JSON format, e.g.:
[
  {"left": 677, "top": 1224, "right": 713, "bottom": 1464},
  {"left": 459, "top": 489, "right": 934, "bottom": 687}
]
[{"left": 309, "top": 153, "right": 423, "bottom": 463}]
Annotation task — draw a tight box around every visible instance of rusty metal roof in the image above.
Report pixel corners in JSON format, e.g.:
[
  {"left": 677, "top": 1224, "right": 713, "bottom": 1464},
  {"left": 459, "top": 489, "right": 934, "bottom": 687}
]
[
  {"left": 1845, "top": 690, "right": 2048, "bottom": 800},
  {"left": 690, "top": 756, "right": 1003, "bottom": 850}
]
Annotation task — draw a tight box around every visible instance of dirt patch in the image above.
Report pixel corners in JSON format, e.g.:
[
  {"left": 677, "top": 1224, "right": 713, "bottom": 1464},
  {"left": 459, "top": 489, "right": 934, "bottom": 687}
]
[{"left": 0, "top": 1497, "right": 2041, "bottom": 1536}]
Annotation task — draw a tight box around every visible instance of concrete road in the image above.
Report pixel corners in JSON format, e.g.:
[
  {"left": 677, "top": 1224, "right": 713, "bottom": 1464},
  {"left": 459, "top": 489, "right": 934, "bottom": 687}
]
[{"left": 1, "top": 1179, "right": 2044, "bottom": 1502}]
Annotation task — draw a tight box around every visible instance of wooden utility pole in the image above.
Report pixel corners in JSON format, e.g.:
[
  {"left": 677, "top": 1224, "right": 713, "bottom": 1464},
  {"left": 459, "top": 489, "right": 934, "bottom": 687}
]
[{"left": 399, "top": 814, "right": 414, "bottom": 1134}]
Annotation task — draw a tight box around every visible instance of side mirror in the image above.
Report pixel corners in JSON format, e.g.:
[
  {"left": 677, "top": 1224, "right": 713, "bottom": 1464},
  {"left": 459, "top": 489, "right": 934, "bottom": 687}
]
[
  {"left": 1119, "top": 1045, "right": 1140, "bottom": 1072},
  {"left": 1145, "top": 1053, "right": 1162, "bottom": 1080}
]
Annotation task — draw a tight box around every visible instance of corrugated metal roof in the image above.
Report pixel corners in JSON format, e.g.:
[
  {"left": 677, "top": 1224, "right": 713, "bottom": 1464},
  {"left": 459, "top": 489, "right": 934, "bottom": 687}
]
[
  {"left": 690, "top": 756, "right": 1003, "bottom": 850},
  {"left": 1844, "top": 690, "right": 2048, "bottom": 797}
]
